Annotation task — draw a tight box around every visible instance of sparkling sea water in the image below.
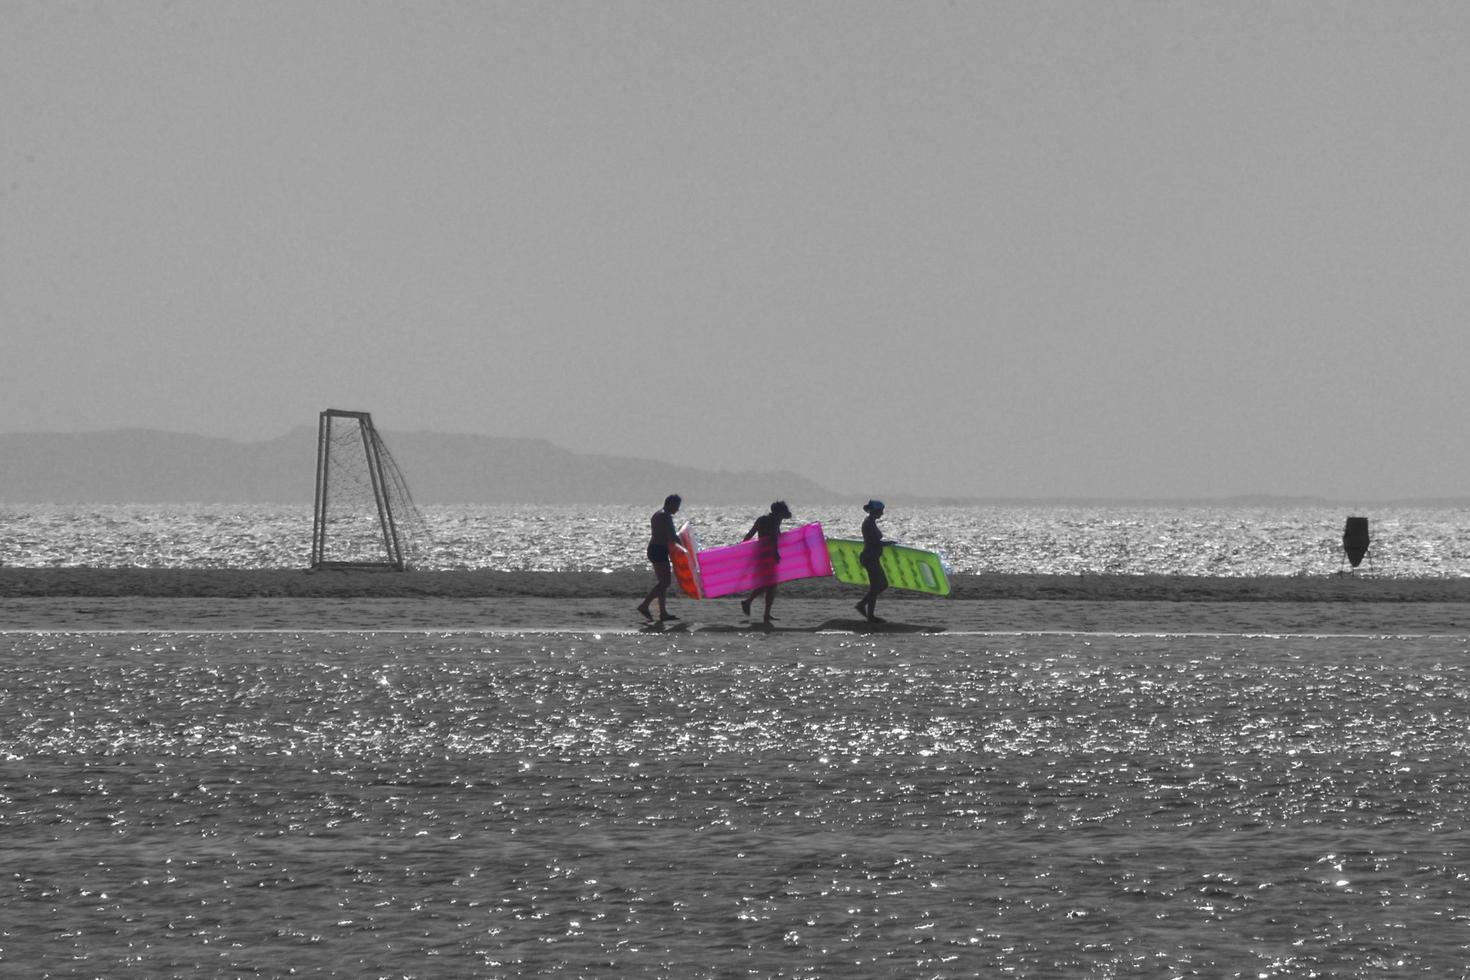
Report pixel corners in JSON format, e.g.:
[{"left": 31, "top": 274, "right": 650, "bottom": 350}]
[
  {"left": 4, "top": 629, "right": 1470, "bottom": 977},
  {"left": 3, "top": 502, "right": 1470, "bottom": 576},
  {"left": 4, "top": 503, "right": 1470, "bottom": 976}
]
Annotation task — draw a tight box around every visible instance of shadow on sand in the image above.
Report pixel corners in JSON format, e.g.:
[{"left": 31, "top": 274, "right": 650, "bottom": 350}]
[{"left": 641, "top": 618, "right": 943, "bottom": 635}]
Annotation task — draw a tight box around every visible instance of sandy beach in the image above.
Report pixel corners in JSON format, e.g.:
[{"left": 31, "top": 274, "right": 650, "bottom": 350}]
[{"left": 3, "top": 568, "right": 1469, "bottom": 634}]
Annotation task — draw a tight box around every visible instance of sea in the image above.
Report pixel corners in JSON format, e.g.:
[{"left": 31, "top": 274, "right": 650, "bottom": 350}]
[
  {"left": 4, "top": 504, "right": 1470, "bottom": 977},
  {"left": 2, "top": 501, "right": 1469, "bottom": 576}
]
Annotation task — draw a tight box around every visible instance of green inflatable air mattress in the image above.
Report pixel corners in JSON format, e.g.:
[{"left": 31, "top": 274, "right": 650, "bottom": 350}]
[{"left": 825, "top": 539, "right": 951, "bottom": 596}]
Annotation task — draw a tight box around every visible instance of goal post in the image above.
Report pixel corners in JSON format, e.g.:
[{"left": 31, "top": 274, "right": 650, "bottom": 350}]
[{"left": 311, "top": 409, "right": 429, "bottom": 570}]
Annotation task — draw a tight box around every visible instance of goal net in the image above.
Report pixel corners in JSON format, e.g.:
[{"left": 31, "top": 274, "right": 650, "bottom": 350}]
[{"left": 310, "top": 410, "right": 430, "bottom": 570}]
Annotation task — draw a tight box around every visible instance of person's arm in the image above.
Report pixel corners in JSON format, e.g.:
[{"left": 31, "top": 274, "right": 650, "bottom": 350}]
[
  {"left": 743, "top": 521, "right": 759, "bottom": 543},
  {"left": 661, "top": 513, "right": 686, "bottom": 552}
]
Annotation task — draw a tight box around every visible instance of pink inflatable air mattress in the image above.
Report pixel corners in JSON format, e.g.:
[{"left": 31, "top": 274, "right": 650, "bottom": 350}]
[{"left": 686, "top": 521, "right": 833, "bottom": 598}]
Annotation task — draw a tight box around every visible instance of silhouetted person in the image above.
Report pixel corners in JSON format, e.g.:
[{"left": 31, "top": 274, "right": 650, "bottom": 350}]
[
  {"left": 740, "top": 500, "right": 792, "bottom": 623},
  {"left": 856, "top": 499, "right": 893, "bottom": 622},
  {"left": 638, "top": 494, "right": 683, "bottom": 622}
]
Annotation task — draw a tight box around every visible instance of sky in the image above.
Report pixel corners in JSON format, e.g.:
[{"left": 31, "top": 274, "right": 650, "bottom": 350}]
[{"left": 4, "top": 1, "right": 1469, "bottom": 501}]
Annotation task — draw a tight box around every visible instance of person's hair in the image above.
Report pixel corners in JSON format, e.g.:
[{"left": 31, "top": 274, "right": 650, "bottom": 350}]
[
  {"left": 863, "top": 499, "right": 885, "bottom": 513},
  {"left": 664, "top": 494, "right": 682, "bottom": 509},
  {"left": 771, "top": 500, "right": 791, "bottom": 518}
]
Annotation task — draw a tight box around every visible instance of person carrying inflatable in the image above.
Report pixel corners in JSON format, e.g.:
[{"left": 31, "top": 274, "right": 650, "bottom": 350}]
[
  {"left": 740, "top": 500, "right": 792, "bottom": 624},
  {"left": 856, "top": 499, "right": 894, "bottom": 623},
  {"left": 638, "top": 494, "right": 684, "bottom": 622}
]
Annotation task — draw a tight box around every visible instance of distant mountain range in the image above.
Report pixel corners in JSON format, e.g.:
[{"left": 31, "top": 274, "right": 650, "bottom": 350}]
[
  {"left": 0, "top": 427, "right": 847, "bottom": 505},
  {"left": 3, "top": 428, "right": 1464, "bottom": 508}
]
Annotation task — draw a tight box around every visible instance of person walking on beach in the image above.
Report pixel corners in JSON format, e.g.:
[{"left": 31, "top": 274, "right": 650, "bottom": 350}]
[
  {"left": 740, "top": 500, "right": 792, "bottom": 623},
  {"left": 638, "top": 494, "right": 683, "bottom": 622},
  {"left": 856, "top": 499, "right": 893, "bottom": 623}
]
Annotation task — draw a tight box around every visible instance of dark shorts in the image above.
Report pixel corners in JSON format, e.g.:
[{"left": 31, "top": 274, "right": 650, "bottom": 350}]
[{"left": 647, "top": 543, "right": 670, "bottom": 565}]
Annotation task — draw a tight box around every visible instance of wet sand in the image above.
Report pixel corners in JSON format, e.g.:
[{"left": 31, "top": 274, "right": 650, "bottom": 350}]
[{"left": 2, "top": 568, "right": 1468, "bottom": 634}]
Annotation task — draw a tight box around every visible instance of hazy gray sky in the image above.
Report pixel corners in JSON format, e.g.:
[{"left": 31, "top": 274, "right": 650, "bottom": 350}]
[{"left": 4, "top": 1, "right": 1468, "bottom": 500}]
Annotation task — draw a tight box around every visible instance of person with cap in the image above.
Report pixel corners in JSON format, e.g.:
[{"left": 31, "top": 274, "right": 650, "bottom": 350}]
[
  {"left": 856, "top": 499, "right": 894, "bottom": 623},
  {"left": 740, "top": 500, "right": 792, "bottom": 624}
]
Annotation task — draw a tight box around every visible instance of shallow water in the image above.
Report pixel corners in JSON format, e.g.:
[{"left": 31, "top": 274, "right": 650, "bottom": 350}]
[
  {"left": 4, "top": 502, "right": 1470, "bottom": 577},
  {"left": 3, "top": 630, "right": 1469, "bottom": 976}
]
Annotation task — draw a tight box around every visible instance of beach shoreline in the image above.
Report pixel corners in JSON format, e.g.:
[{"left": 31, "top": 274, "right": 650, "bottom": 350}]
[
  {"left": 3, "top": 568, "right": 1468, "bottom": 634},
  {"left": 5, "top": 567, "right": 1470, "bottom": 601}
]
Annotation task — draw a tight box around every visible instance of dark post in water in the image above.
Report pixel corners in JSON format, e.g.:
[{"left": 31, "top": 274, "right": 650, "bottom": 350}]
[{"left": 1342, "top": 516, "right": 1370, "bottom": 569}]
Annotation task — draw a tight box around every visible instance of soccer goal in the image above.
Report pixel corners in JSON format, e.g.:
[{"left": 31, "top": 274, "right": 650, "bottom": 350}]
[{"left": 310, "top": 409, "right": 429, "bottom": 570}]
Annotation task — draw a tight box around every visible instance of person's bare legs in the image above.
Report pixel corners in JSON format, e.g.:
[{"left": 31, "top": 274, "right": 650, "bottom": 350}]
[
  {"left": 638, "top": 563, "right": 673, "bottom": 620},
  {"left": 859, "top": 561, "right": 887, "bottom": 622},
  {"left": 741, "top": 586, "right": 776, "bottom": 621}
]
